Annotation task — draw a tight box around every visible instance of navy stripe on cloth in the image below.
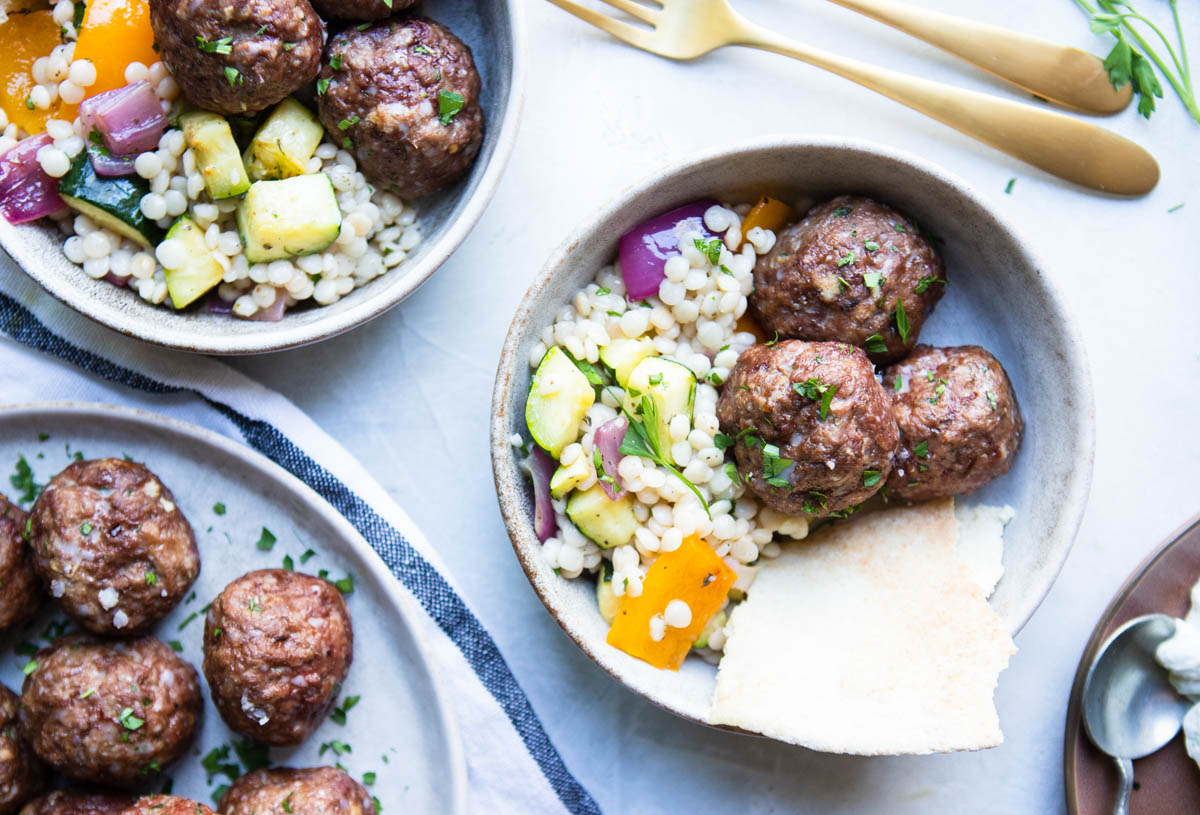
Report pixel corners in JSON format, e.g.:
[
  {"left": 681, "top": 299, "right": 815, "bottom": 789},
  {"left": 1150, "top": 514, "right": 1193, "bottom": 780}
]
[{"left": 0, "top": 290, "right": 601, "bottom": 815}]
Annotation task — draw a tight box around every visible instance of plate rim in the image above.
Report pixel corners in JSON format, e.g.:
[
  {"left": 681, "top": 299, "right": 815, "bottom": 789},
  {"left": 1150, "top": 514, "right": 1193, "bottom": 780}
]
[
  {"left": 490, "top": 134, "right": 1097, "bottom": 731},
  {"left": 0, "top": 0, "right": 528, "bottom": 356},
  {"left": 1063, "top": 511, "right": 1200, "bottom": 814},
  {"left": 0, "top": 400, "right": 467, "bottom": 812}
]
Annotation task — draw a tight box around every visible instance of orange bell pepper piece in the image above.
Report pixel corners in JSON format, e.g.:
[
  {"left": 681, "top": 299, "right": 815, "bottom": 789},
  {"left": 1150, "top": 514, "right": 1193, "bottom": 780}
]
[
  {"left": 740, "top": 196, "right": 795, "bottom": 243},
  {"left": 606, "top": 535, "right": 736, "bottom": 670},
  {"left": 0, "top": 10, "right": 67, "bottom": 135},
  {"left": 71, "top": 0, "right": 159, "bottom": 100}
]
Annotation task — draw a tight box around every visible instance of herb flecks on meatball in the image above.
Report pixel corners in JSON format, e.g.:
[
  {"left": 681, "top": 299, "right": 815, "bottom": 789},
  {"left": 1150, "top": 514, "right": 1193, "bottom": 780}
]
[
  {"left": 716, "top": 340, "right": 899, "bottom": 517},
  {"left": 317, "top": 17, "right": 484, "bottom": 198},
  {"left": 18, "top": 790, "right": 131, "bottom": 815},
  {"left": 29, "top": 458, "right": 199, "bottom": 636},
  {"left": 219, "top": 766, "right": 376, "bottom": 815},
  {"left": 19, "top": 635, "right": 201, "bottom": 788},
  {"left": 750, "top": 195, "right": 946, "bottom": 363},
  {"left": 149, "top": 0, "right": 324, "bottom": 116},
  {"left": 118, "top": 796, "right": 215, "bottom": 815},
  {"left": 883, "top": 345, "right": 1023, "bottom": 500},
  {"left": 203, "top": 569, "right": 353, "bottom": 746}
]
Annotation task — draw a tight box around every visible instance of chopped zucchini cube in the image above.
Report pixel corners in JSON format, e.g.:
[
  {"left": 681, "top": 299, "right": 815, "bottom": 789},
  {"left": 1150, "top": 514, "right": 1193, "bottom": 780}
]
[
  {"left": 599, "top": 338, "right": 654, "bottom": 387},
  {"left": 161, "top": 215, "right": 224, "bottom": 309},
  {"left": 596, "top": 562, "right": 621, "bottom": 625},
  {"left": 622, "top": 357, "right": 696, "bottom": 457},
  {"left": 566, "top": 484, "right": 637, "bottom": 549},
  {"left": 525, "top": 346, "right": 595, "bottom": 458},
  {"left": 243, "top": 97, "right": 325, "bottom": 181},
  {"left": 179, "top": 111, "right": 250, "bottom": 199},
  {"left": 57, "top": 153, "right": 164, "bottom": 248},
  {"left": 550, "top": 455, "right": 590, "bottom": 499},
  {"left": 236, "top": 174, "right": 341, "bottom": 264}
]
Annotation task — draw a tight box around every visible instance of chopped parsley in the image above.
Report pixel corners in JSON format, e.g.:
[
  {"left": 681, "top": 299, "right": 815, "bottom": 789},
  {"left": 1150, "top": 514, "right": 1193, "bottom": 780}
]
[
  {"left": 893, "top": 374, "right": 903, "bottom": 392},
  {"left": 1005, "top": 178, "right": 1016, "bottom": 194},
  {"left": 862, "top": 271, "right": 883, "bottom": 292},
  {"left": 330, "top": 53, "right": 345, "bottom": 70},
  {"left": 80, "top": 522, "right": 93, "bottom": 535},
  {"left": 282, "top": 41, "right": 298, "bottom": 51},
  {"left": 9, "top": 454, "right": 40, "bottom": 506},
  {"left": 282, "top": 792, "right": 294, "bottom": 813},
  {"left": 863, "top": 240, "right": 880, "bottom": 252},
  {"left": 862, "top": 469, "right": 882, "bottom": 487},
  {"left": 414, "top": 44, "right": 434, "bottom": 56},
  {"left": 713, "top": 432, "right": 734, "bottom": 451},
  {"left": 117, "top": 707, "right": 145, "bottom": 731},
  {"left": 724, "top": 462, "right": 742, "bottom": 487},
  {"left": 863, "top": 334, "right": 888, "bottom": 354},
  {"left": 914, "top": 440, "right": 930, "bottom": 458},
  {"left": 317, "top": 78, "right": 331, "bottom": 95},
  {"left": 894, "top": 300, "right": 911, "bottom": 344},
  {"left": 255, "top": 23, "right": 270, "bottom": 35},
  {"left": 832, "top": 206, "right": 852, "bottom": 217},
  {"left": 693, "top": 237, "right": 723, "bottom": 265},
  {"left": 437, "top": 89, "right": 464, "bottom": 125},
  {"left": 363, "top": 771, "right": 377, "bottom": 785},
  {"left": 201, "top": 746, "right": 239, "bottom": 784},
  {"left": 213, "top": 502, "right": 226, "bottom": 515},
  {"left": 168, "top": 640, "right": 183, "bottom": 652},
  {"left": 338, "top": 115, "right": 361, "bottom": 130},
  {"left": 342, "top": 136, "right": 353, "bottom": 150},
  {"left": 255, "top": 527, "right": 276, "bottom": 551},
  {"left": 986, "top": 390, "right": 998, "bottom": 411},
  {"left": 331, "top": 573, "right": 354, "bottom": 595},
  {"left": 801, "top": 491, "right": 828, "bottom": 515},
  {"left": 760, "top": 443, "right": 793, "bottom": 489},
  {"left": 616, "top": 387, "right": 709, "bottom": 516},
  {"left": 595, "top": 286, "right": 611, "bottom": 295},
  {"left": 80, "top": 688, "right": 96, "bottom": 699},
  {"left": 22, "top": 660, "right": 36, "bottom": 676},
  {"left": 145, "top": 571, "right": 157, "bottom": 586},
  {"left": 282, "top": 554, "right": 295, "bottom": 571},
  {"left": 914, "top": 276, "right": 945, "bottom": 294},
  {"left": 1168, "top": 203, "right": 1185, "bottom": 213},
  {"left": 319, "top": 739, "right": 353, "bottom": 757},
  {"left": 836, "top": 251, "right": 855, "bottom": 268},
  {"left": 792, "top": 378, "right": 836, "bottom": 420},
  {"left": 222, "top": 66, "right": 243, "bottom": 87},
  {"left": 195, "top": 35, "right": 233, "bottom": 55},
  {"left": 330, "top": 694, "right": 361, "bottom": 725},
  {"left": 300, "top": 548, "right": 317, "bottom": 564}
]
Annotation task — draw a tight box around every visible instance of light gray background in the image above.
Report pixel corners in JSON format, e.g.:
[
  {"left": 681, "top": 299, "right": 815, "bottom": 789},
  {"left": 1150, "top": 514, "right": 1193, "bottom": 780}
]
[{"left": 231, "top": 1, "right": 1200, "bottom": 811}]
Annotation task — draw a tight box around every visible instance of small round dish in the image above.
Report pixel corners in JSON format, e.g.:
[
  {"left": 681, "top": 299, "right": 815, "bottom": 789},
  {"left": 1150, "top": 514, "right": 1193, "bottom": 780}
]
[
  {"left": 0, "top": 402, "right": 465, "bottom": 811},
  {"left": 490, "top": 137, "right": 1096, "bottom": 729},
  {"left": 0, "top": 1, "right": 526, "bottom": 355},
  {"left": 1064, "top": 513, "right": 1200, "bottom": 814}
]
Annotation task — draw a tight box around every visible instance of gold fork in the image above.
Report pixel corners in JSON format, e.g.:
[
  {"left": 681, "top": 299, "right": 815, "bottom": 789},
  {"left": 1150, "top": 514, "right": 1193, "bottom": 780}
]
[{"left": 545, "top": 0, "right": 1160, "bottom": 195}]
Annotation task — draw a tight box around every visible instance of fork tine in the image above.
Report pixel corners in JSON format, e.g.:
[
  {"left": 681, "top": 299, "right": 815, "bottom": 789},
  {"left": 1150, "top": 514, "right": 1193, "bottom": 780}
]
[
  {"left": 544, "top": 0, "right": 653, "bottom": 48},
  {"left": 594, "top": 0, "right": 658, "bottom": 25}
]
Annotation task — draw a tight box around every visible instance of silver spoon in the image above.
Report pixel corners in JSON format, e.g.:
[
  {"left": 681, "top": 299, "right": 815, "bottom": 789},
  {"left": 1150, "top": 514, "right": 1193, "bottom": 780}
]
[{"left": 1082, "top": 613, "right": 1192, "bottom": 815}]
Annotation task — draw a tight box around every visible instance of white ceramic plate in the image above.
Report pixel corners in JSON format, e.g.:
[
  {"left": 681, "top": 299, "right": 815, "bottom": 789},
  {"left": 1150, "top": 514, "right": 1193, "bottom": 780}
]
[
  {"left": 0, "top": 0, "right": 526, "bottom": 355},
  {"left": 491, "top": 137, "right": 1096, "bottom": 730},
  {"left": 0, "top": 402, "right": 465, "bottom": 812}
]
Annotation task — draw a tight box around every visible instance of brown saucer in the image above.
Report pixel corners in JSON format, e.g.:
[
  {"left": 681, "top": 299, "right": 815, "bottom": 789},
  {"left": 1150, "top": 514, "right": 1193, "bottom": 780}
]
[{"left": 1065, "top": 513, "right": 1200, "bottom": 813}]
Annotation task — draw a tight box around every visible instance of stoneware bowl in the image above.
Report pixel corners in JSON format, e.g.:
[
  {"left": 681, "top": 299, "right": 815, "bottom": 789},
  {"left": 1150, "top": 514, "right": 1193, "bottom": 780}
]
[
  {"left": 490, "top": 137, "right": 1096, "bottom": 729},
  {"left": 0, "top": 0, "right": 525, "bottom": 355}
]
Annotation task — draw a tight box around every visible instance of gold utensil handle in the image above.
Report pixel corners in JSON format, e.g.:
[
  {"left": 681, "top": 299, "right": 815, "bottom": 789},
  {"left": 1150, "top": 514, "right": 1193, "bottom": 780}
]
[
  {"left": 825, "top": 0, "right": 1132, "bottom": 114},
  {"left": 741, "top": 23, "right": 1159, "bottom": 195}
]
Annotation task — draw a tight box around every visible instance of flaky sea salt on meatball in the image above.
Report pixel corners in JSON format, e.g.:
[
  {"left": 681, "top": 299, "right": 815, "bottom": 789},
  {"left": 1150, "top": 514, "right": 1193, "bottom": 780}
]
[
  {"left": 716, "top": 340, "right": 898, "bottom": 517},
  {"left": 219, "top": 766, "right": 375, "bottom": 815},
  {"left": 29, "top": 458, "right": 199, "bottom": 635},
  {"left": 19, "top": 635, "right": 201, "bottom": 787},
  {"left": 203, "top": 570, "right": 353, "bottom": 746},
  {"left": 882, "top": 345, "right": 1023, "bottom": 501}
]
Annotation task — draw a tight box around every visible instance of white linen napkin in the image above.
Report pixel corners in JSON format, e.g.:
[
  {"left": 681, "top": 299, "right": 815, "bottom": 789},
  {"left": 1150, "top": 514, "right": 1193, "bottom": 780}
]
[{"left": 0, "top": 264, "right": 601, "bottom": 815}]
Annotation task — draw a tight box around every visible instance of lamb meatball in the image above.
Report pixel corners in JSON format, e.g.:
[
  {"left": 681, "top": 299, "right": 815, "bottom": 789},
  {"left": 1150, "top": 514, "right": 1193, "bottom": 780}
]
[
  {"left": 0, "top": 684, "right": 43, "bottom": 815},
  {"left": 219, "top": 767, "right": 375, "bottom": 815},
  {"left": 0, "top": 495, "right": 41, "bottom": 634},
  {"left": 19, "top": 635, "right": 201, "bottom": 787},
  {"left": 29, "top": 458, "right": 199, "bottom": 635},
  {"left": 309, "top": 0, "right": 415, "bottom": 21},
  {"left": 317, "top": 17, "right": 484, "bottom": 198},
  {"left": 203, "top": 570, "right": 353, "bottom": 746},
  {"left": 882, "top": 345, "right": 1022, "bottom": 501},
  {"left": 717, "top": 340, "right": 899, "bottom": 517},
  {"left": 149, "top": 0, "right": 324, "bottom": 115},
  {"left": 19, "top": 791, "right": 130, "bottom": 815},
  {"left": 119, "top": 797, "right": 213, "bottom": 815},
  {"left": 750, "top": 195, "right": 946, "bottom": 363}
]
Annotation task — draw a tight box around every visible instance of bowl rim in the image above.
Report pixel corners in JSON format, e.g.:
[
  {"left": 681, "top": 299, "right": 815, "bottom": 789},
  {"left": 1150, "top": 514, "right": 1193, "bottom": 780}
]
[
  {"left": 0, "top": 0, "right": 528, "bottom": 356},
  {"left": 490, "top": 134, "right": 1096, "bottom": 728}
]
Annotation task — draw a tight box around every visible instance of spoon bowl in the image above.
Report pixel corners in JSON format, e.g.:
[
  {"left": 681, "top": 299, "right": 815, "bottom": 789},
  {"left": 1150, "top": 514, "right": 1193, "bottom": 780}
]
[{"left": 1082, "top": 613, "right": 1191, "bottom": 814}]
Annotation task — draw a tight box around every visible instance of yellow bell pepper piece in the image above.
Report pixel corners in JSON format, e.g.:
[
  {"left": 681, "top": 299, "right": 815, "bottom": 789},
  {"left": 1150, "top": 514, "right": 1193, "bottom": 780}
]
[
  {"left": 740, "top": 196, "right": 795, "bottom": 243},
  {"left": 606, "top": 535, "right": 736, "bottom": 670},
  {"left": 0, "top": 10, "right": 66, "bottom": 135},
  {"left": 71, "top": 0, "right": 159, "bottom": 101}
]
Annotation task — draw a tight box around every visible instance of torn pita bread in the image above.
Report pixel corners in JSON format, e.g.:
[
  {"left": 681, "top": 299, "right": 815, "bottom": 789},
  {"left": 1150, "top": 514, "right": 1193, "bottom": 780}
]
[
  {"left": 955, "top": 502, "right": 1014, "bottom": 598},
  {"left": 709, "top": 498, "right": 1016, "bottom": 754}
]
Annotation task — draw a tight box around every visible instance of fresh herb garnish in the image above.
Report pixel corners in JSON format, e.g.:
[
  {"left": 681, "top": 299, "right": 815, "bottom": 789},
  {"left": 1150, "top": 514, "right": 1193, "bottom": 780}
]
[
  {"left": 330, "top": 694, "right": 361, "bottom": 725},
  {"left": 437, "top": 89, "right": 464, "bottom": 125},
  {"left": 80, "top": 522, "right": 93, "bottom": 535},
  {"left": 801, "top": 491, "right": 828, "bottom": 514},
  {"left": 862, "top": 469, "right": 882, "bottom": 488},
  {"left": 196, "top": 35, "right": 233, "bottom": 54},
  {"left": 862, "top": 271, "right": 884, "bottom": 292},
  {"left": 1005, "top": 178, "right": 1016, "bottom": 194},
  {"left": 213, "top": 502, "right": 226, "bottom": 515},
  {"left": 201, "top": 746, "right": 239, "bottom": 784},
  {"left": 614, "top": 389, "right": 710, "bottom": 516},
  {"left": 986, "top": 390, "right": 999, "bottom": 411},
  {"left": 832, "top": 206, "right": 851, "bottom": 217},
  {"left": 168, "top": 640, "right": 183, "bottom": 652},
  {"left": 330, "top": 53, "right": 345, "bottom": 70},
  {"left": 863, "top": 334, "right": 888, "bottom": 354},
  {"left": 255, "top": 527, "right": 276, "bottom": 551},
  {"left": 863, "top": 240, "right": 880, "bottom": 252},
  {"left": 145, "top": 571, "right": 157, "bottom": 586},
  {"left": 893, "top": 374, "right": 904, "bottom": 392},
  {"left": 693, "top": 237, "right": 723, "bottom": 265},
  {"left": 282, "top": 554, "right": 294, "bottom": 571},
  {"left": 894, "top": 300, "right": 911, "bottom": 344},
  {"left": 10, "top": 455, "right": 40, "bottom": 505},
  {"left": 593, "top": 447, "right": 617, "bottom": 490},
  {"left": 223, "top": 66, "right": 243, "bottom": 87},
  {"left": 319, "top": 739, "right": 353, "bottom": 757},
  {"left": 1168, "top": 203, "right": 1185, "bottom": 213},
  {"left": 713, "top": 432, "right": 734, "bottom": 451},
  {"left": 338, "top": 115, "right": 360, "bottom": 130},
  {"left": 914, "top": 440, "right": 930, "bottom": 458},
  {"left": 22, "top": 660, "right": 36, "bottom": 675},
  {"left": 300, "top": 548, "right": 317, "bottom": 564},
  {"left": 117, "top": 707, "right": 144, "bottom": 731},
  {"left": 836, "top": 251, "right": 855, "bottom": 268},
  {"left": 317, "top": 78, "right": 331, "bottom": 95},
  {"left": 764, "top": 331, "right": 780, "bottom": 347},
  {"left": 914, "top": 275, "right": 945, "bottom": 294},
  {"left": 760, "top": 443, "right": 793, "bottom": 489},
  {"left": 595, "top": 286, "right": 611, "bottom": 295},
  {"left": 792, "top": 378, "right": 836, "bottom": 420}
]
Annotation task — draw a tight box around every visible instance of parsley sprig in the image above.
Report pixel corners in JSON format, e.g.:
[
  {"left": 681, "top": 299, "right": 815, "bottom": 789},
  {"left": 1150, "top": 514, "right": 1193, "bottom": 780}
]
[
  {"left": 614, "top": 388, "right": 710, "bottom": 517},
  {"left": 1072, "top": 0, "right": 1197, "bottom": 121},
  {"left": 793, "top": 378, "right": 836, "bottom": 420}
]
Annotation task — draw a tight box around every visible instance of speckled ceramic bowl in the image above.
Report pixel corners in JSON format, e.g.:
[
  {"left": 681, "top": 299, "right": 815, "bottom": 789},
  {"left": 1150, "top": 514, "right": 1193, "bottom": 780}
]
[
  {"left": 0, "top": 0, "right": 525, "bottom": 355},
  {"left": 490, "top": 137, "right": 1095, "bottom": 728}
]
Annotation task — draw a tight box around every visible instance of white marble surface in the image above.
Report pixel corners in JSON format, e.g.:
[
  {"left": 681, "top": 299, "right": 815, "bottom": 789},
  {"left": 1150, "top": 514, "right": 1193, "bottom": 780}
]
[{"left": 231, "top": 1, "right": 1200, "bottom": 811}]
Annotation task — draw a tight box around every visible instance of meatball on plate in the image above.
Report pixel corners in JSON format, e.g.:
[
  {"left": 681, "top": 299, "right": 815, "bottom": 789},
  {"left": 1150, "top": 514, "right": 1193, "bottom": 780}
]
[
  {"left": 18, "top": 791, "right": 130, "bottom": 815},
  {"left": 0, "top": 495, "right": 41, "bottom": 635},
  {"left": 0, "top": 683, "right": 43, "bottom": 815},
  {"left": 220, "top": 766, "right": 375, "bottom": 815},
  {"left": 0, "top": 0, "right": 522, "bottom": 354},
  {"left": 492, "top": 139, "right": 1093, "bottom": 741},
  {"left": 0, "top": 402, "right": 465, "bottom": 813}
]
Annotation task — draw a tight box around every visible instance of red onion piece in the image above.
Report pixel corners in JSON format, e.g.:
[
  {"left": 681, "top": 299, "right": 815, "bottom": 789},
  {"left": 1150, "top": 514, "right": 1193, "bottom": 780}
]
[
  {"left": 594, "top": 416, "right": 628, "bottom": 500},
  {"left": 521, "top": 446, "right": 558, "bottom": 543},
  {"left": 617, "top": 199, "right": 720, "bottom": 301},
  {"left": 88, "top": 143, "right": 136, "bottom": 176},
  {"left": 249, "top": 289, "right": 288, "bottom": 321},
  {"left": 103, "top": 272, "right": 129, "bottom": 288},
  {"left": 0, "top": 134, "right": 66, "bottom": 224},
  {"left": 79, "top": 81, "right": 168, "bottom": 156},
  {"left": 199, "top": 294, "right": 235, "bottom": 315}
]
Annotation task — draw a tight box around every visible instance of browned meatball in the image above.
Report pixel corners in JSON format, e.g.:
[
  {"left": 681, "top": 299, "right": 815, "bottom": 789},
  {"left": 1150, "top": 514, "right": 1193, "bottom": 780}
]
[
  {"left": 317, "top": 17, "right": 484, "bottom": 198},
  {"left": 750, "top": 195, "right": 946, "bottom": 364},
  {"left": 0, "top": 684, "right": 43, "bottom": 815},
  {"left": 19, "top": 791, "right": 130, "bottom": 815},
  {"left": 882, "top": 345, "right": 1022, "bottom": 501},
  {"left": 119, "top": 797, "right": 214, "bottom": 815},
  {"left": 717, "top": 340, "right": 898, "bottom": 517},
  {"left": 19, "top": 635, "right": 201, "bottom": 787},
  {"left": 203, "top": 570, "right": 353, "bottom": 746},
  {"left": 29, "top": 459, "right": 199, "bottom": 635},
  {"left": 219, "top": 767, "right": 375, "bottom": 815},
  {"left": 309, "top": 0, "right": 415, "bottom": 20},
  {"left": 0, "top": 495, "right": 41, "bottom": 634},
  {"left": 149, "top": 0, "right": 324, "bottom": 116}
]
